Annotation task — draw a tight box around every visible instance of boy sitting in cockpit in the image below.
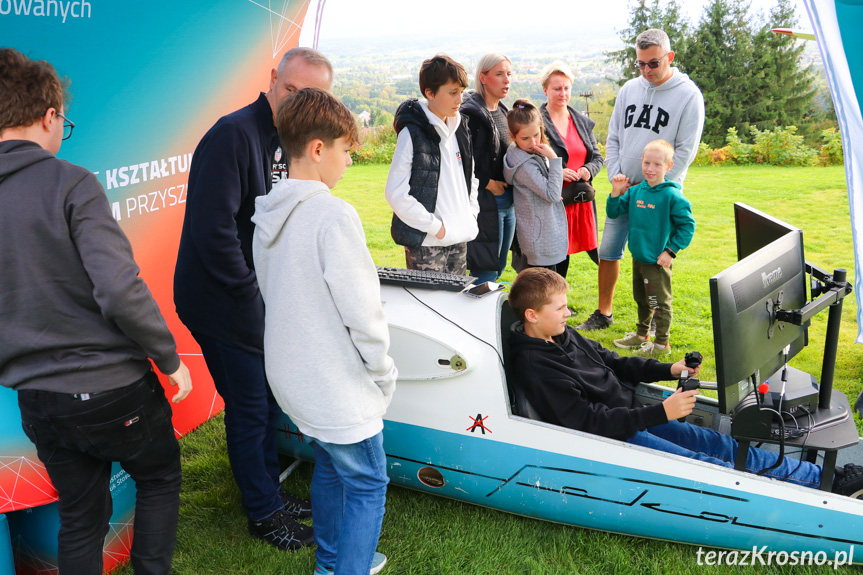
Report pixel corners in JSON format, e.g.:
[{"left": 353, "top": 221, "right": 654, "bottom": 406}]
[{"left": 508, "top": 267, "right": 863, "bottom": 495}]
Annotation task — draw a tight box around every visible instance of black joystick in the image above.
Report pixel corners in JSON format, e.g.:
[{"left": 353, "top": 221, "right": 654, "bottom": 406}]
[
  {"left": 685, "top": 351, "right": 703, "bottom": 370},
  {"left": 676, "top": 351, "right": 703, "bottom": 421}
]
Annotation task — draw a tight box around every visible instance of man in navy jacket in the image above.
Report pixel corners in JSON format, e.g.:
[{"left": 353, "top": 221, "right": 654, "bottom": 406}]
[{"left": 174, "top": 47, "right": 332, "bottom": 551}]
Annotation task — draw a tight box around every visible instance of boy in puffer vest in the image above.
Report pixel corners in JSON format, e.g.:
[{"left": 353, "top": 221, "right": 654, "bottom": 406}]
[{"left": 385, "top": 54, "right": 479, "bottom": 274}]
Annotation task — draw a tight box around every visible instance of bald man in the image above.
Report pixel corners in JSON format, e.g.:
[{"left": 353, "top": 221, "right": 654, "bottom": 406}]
[{"left": 174, "top": 47, "right": 332, "bottom": 551}]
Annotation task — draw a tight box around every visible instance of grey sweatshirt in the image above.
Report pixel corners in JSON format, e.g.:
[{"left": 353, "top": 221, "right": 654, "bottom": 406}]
[
  {"left": 252, "top": 179, "right": 397, "bottom": 445},
  {"left": 0, "top": 140, "right": 180, "bottom": 392},
  {"left": 503, "top": 144, "right": 568, "bottom": 266},
  {"left": 605, "top": 68, "right": 705, "bottom": 184}
]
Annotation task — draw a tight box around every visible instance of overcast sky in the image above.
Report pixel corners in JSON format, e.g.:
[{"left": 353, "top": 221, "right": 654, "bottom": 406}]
[{"left": 298, "top": 0, "right": 811, "bottom": 47}]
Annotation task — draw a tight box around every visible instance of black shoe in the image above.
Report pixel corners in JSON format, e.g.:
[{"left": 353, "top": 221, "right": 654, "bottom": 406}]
[
  {"left": 576, "top": 309, "right": 614, "bottom": 331},
  {"left": 833, "top": 463, "right": 863, "bottom": 497},
  {"left": 280, "top": 486, "right": 312, "bottom": 519},
  {"left": 248, "top": 509, "right": 314, "bottom": 551}
]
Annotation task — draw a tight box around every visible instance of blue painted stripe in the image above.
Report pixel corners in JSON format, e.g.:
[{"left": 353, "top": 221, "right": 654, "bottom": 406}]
[{"left": 278, "top": 415, "right": 863, "bottom": 557}]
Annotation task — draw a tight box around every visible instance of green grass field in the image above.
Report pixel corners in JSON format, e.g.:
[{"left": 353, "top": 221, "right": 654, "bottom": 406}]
[{"left": 117, "top": 164, "right": 861, "bottom": 574}]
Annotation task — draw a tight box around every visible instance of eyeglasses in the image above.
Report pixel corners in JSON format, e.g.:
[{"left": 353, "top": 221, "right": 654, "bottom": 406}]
[
  {"left": 634, "top": 52, "right": 669, "bottom": 70},
  {"left": 56, "top": 111, "right": 75, "bottom": 141}
]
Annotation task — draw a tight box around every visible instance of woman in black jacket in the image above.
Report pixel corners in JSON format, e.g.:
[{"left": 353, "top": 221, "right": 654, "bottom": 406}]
[
  {"left": 460, "top": 52, "right": 513, "bottom": 283},
  {"left": 540, "top": 61, "right": 604, "bottom": 277}
]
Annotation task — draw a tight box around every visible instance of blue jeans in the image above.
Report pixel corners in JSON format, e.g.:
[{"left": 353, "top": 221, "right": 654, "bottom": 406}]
[
  {"left": 18, "top": 371, "right": 181, "bottom": 575},
  {"left": 598, "top": 212, "right": 629, "bottom": 261},
  {"left": 473, "top": 202, "right": 516, "bottom": 283},
  {"left": 311, "top": 432, "right": 389, "bottom": 575},
  {"left": 628, "top": 420, "right": 822, "bottom": 488},
  {"left": 496, "top": 201, "right": 516, "bottom": 277},
  {"left": 193, "top": 332, "right": 283, "bottom": 521}
]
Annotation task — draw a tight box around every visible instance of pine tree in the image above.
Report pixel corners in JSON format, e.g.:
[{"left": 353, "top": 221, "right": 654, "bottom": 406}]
[
  {"left": 605, "top": 0, "right": 819, "bottom": 148},
  {"left": 607, "top": 0, "right": 652, "bottom": 85},
  {"left": 606, "top": 0, "right": 691, "bottom": 84},
  {"left": 651, "top": 0, "right": 692, "bottom": 74},
  {"left": 686, "top": 0, "right": 756, "bottom": 147},
  {"left": 751, "top": 0, "right": 816, "bottom": 133}
]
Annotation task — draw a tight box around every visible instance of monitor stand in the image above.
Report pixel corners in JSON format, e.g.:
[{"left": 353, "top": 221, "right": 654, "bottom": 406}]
[
  {"left": 731, "top": 387, "right": 856, "bottom": 490},
  {"left": 762, "top": 366, "right": 819, "bottom": 418}
]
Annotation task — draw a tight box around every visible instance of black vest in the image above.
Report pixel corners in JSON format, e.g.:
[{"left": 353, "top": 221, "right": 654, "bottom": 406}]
[{"left": 390, "top": 101, "right": 473, "bottom": 248}]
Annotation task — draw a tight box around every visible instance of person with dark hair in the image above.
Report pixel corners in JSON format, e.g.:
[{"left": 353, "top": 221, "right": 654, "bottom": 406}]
[
  {"left": 385, "top": 54, "right": 479, "bottom": 274},
  {"left": 461, "top": 53, "right": 514, "bottom": 282},
  {"left": 502, "top": 98, "right": 567, "bottom": 276},
  {"left": 535, "top": 61, "right": 604, "bottom": 278},
  {"left": 582, "top": 28, "right": 704, "bottom": 333},
  {"left": 508, "top": 268, "right": 863, "bottom": 495},
  {"left": 174, "top": 46, "right": 333, "bottom": 551},
  {"left": 253, "top": 87, "right": 395, "bottom": 575},
  {"left": 0, "top": 47, "right": 192, "bottom": 574}
]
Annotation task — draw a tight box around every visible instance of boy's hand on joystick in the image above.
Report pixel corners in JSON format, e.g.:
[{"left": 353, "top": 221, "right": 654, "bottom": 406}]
[{"left": 673, "top": 351, "right": 703, "bottom": 421}]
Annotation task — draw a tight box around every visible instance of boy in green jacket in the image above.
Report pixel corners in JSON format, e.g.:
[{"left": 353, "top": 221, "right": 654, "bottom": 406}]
[{"left": 606, "top": 139, "right": 695, "bottom": 356}]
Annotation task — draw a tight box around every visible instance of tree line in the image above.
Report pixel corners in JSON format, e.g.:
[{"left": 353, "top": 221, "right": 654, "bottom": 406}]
[{"left": 336, "top": 0, "right": 839, "bottom": 164}]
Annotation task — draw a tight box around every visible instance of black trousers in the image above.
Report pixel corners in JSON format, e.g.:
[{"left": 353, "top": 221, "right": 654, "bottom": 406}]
[{"left": 18, "top": 371, "right": 181, "bottom": 575}]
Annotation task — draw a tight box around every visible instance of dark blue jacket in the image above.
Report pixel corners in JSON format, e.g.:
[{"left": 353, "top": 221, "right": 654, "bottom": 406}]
[{"left": 174, "top": 93, "right": 279, "bottom": 353}]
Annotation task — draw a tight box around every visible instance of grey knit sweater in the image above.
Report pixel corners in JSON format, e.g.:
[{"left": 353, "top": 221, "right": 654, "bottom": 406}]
[{"left": 503, "top": 144, "right": 567, "bottom": 266}]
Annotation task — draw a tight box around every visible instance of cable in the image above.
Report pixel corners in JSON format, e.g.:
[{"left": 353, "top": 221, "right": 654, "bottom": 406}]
[
  {"left": 401, "top": 286, "right": 505, "bottom": 368},
  {"left": 775, "top": 409, "right": 815, "bottom": 482}
]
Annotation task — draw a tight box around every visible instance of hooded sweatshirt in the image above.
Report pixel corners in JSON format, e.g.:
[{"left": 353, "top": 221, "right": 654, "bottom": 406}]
[
  {"left": 385, "top": 99, "right": 479, "bottom": 247},
  {"left": 605, "top": 69, "right": 704, "bottom": 184},
  {"left": 508, "top": 322, "right": 670, "bottom": 441},
  {"left": 252, "top": 179, "right": 397, "bottom": 444},
  {"left": 606, "top": 179, "right": 695, "bottom": 264},
  {"left": 0, "top": 140, "right": 180, "bottom": 392},
  {"left": 502, "top": 144, "right": 567, "bottom": 266}
]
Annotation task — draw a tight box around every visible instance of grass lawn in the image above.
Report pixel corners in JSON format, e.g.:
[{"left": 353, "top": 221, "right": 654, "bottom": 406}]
[{"left": 117, "top": 164, "right": 861, "bottom": 574}]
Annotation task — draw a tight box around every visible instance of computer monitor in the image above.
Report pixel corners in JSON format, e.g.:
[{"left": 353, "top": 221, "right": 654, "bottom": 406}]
[
  {"left": 734, "top": 202, "right": 800, "bottom": 261},
  {"left": 710, "top": 207, "right": 809, "bottom": 414}
]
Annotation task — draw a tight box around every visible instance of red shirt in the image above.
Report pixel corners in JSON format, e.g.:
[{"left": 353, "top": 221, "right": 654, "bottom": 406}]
[{"left": 561, "top": 116, "right": 597, "bottom": 253}]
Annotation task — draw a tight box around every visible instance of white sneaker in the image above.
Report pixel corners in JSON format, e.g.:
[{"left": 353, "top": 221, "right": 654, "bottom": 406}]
[
  {"left": 314, "top": 552, "right": 387, "bottom": 575},
  {"left": 634, "top": 341, "right": 671, "bottom": 357}
]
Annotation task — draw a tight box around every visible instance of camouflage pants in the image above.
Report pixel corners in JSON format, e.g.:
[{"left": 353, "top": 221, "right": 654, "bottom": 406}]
[
  {"left": 632, "top": 259, "right": 673, "bottom": 346},
  {"left": 404, "top": 243, "right": 468, "bottom": 275}
]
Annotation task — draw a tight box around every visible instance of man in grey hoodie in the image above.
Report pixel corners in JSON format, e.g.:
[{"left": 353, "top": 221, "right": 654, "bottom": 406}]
[
  {"left": 0, "top": 48, "right": 192, "bottom": 574},
  {"left": 578, "top": 29, "right": 705, "bottom": 332}
]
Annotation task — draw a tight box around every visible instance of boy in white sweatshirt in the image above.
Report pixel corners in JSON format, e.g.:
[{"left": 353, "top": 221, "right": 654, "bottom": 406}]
[
  {"left": 385, "top": 54, "right": 479, "bottom": 274},
  {"left": 252, "top": 88, "right": 397, "bottom": 575}
]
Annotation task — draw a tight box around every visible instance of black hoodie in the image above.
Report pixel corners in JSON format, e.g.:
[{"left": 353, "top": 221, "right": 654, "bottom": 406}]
[
  {"left": 0, "top": 140, "right": 179, "bottom": 392},
  {"left": 509, "top": 322, "right": 670, "bottom": 440}
]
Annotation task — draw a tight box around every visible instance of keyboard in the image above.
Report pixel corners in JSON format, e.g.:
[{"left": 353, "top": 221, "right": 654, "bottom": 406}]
[{"left": 376, "top": 266, "right": 477, "bottom": 292}]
